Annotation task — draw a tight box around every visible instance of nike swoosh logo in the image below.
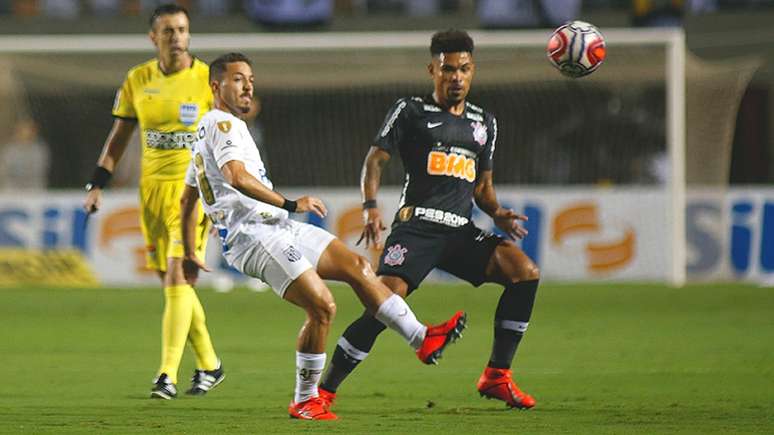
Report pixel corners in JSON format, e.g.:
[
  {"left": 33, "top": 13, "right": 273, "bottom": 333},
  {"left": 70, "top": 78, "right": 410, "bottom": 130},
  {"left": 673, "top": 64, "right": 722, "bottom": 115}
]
[
  {"left": 398, "top": 309, "right": 408, "bottom": 317},
  {"left": 427, "top": 122, "right": 443, "bottom": 129}
]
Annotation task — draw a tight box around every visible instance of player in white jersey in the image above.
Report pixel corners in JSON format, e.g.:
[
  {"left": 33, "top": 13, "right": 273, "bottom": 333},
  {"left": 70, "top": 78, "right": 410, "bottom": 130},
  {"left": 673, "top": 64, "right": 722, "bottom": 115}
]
[{"left": 180, "top": 53, "right": 468, "bottom": 420}]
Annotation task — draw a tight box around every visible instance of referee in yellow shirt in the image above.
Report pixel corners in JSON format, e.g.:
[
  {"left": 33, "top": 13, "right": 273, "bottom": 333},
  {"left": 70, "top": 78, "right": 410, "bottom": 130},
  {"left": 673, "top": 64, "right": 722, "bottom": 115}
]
[{"left": 83, "top": 4, "right": 223, "bottom": 400}]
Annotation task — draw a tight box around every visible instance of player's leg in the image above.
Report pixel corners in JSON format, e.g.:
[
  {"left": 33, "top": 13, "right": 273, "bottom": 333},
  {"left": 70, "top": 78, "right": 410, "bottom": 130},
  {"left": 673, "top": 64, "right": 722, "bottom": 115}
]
[
  {"left": 316, "top": 239, "right": 427, "bottom": 348},
  {"left": 313, "top": 232, "right": 466, "bottom": 364},
  {"left": 233, "top": 223, "right": 336, "bottom": 419},
  {"left": 437, "top": 225, "right": 539, "bottom": 408},
  {"left": 483, "top": 241, "right": 540, "bottom": 371},
  {"left": 294, "top": 223, "right": 425, "bottom": 344},
  {"left": 475, "top": 241, "right": 539, "bottom": 408},
  {"left": 283, "top": 269, "right": 337, "bottom": 415},
  {"left": 443, "top": 225, "right": 539, "bottom": 408},
  {"left": 316, "top": 226, "right": 465, "bottom": 405},
  {"left": 319, "top": 274, "right": 408, "bottom": 400},
  {"left": 476, "top": 240, "right": 539, "bottom": 409}
]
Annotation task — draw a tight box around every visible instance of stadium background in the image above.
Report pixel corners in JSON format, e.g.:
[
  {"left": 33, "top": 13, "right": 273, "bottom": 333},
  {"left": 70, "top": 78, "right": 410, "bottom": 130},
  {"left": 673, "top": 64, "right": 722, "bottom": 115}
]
[
  {"left": 1, "top": 0, "right": 773, "bottom": 286},
  {"left": 0, "top": 2, "right": 773, "bottom": 433}
]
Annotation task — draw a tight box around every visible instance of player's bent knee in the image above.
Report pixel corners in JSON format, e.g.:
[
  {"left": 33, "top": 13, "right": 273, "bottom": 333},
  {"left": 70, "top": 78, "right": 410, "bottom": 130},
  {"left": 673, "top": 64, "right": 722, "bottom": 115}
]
[
  {"left": 354, "top": 255, "right": 376, "bottom": 278},
  {"left": 345, "top": 255, "right": 376, "bottom": 285},
  {"left": 524, "top": 263, "right": 540, "bottom": 281},
  {"left": 506, "top": 262, "right": 539, "bottom": 284},
  {"left": 499, "top": 241, "right": 541, "bottom": 282},
  {"left": 310, "top": 299, "right": 337, "bottom": 326}
]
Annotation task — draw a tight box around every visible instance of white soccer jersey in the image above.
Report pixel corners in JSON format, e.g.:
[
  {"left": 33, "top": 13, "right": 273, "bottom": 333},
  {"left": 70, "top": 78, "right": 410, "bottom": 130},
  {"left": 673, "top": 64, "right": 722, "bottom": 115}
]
[{"left": 185, "top": 109, "right": 287, "bottom": 243}]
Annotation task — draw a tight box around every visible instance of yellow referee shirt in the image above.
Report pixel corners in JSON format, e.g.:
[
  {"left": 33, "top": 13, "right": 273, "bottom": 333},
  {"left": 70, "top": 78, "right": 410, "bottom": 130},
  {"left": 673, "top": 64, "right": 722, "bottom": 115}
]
[{"left": 112, "top": 58, "right": 212, "bottom": 181}]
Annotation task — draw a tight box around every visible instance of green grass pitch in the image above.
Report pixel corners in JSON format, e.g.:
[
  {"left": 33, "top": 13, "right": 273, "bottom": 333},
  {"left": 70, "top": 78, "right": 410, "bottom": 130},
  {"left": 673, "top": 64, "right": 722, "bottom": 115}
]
[{"left": 1, "top": 282, "right": 772, "bottom": 433}]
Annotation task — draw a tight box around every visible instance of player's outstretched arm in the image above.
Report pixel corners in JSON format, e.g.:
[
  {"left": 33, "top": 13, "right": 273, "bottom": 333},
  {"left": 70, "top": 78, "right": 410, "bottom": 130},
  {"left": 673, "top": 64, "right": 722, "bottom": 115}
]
[
  {"left": 474, "top": 170, "right": 528, "bottom": 240},
  {"left": 82, "top": 118, "right": 137, "bottom": 214},
  {"left": 357, "top": 146, "right": 391, "bottom": 248},
  {"left": 180, "top": 183, "right": 210, "bottom": 272},
  {"left": 221, "top": 160, "right": 326, "bottom": 218}
]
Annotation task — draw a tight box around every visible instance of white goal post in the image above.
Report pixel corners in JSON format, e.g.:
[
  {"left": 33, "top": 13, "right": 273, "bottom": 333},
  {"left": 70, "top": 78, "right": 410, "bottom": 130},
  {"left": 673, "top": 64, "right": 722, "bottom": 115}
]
[{"left": 0, "top": 29, "right": 686, "bottom": 286}]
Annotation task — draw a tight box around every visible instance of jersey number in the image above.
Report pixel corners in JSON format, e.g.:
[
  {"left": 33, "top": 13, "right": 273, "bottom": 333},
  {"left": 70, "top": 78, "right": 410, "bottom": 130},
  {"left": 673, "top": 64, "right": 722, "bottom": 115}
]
[{"left": 194, "top": 153, "right": 216, "bottom": 205}]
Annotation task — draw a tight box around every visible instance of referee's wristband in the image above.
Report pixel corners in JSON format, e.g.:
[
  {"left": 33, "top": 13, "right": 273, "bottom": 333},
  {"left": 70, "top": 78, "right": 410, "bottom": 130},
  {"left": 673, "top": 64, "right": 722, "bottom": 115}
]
[
  {"left": 86, "top": 166, "right": 112, "bottom": 191},
  {"left": 281, "top": 198, "right": 298, "bottom": 213},
  {"left": 362, "top": 199, "right": 377, "bottom": 210}
]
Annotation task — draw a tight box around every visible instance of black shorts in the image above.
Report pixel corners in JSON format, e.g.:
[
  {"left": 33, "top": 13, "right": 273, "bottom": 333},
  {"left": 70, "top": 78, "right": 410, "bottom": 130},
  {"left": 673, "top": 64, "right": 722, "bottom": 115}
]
[{"left": 377, "top": 222, "right": 503, "bottom": 291}]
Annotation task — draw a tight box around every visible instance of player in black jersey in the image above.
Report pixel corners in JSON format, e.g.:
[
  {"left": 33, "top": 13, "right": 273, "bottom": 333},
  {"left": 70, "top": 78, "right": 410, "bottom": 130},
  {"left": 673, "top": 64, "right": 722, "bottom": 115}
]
[{"left": 318, "top": 30, "right": 541, "bottom": 410}]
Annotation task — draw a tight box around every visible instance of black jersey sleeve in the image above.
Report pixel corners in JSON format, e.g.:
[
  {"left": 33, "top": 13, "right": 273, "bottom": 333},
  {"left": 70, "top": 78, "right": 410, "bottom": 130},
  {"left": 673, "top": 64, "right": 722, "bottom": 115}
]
[
  {"left": 479, "top": 115, "right": 497, "bottom": 172},
  {"left": 373, "top": 98, "right": 410, "bottom": 154}
]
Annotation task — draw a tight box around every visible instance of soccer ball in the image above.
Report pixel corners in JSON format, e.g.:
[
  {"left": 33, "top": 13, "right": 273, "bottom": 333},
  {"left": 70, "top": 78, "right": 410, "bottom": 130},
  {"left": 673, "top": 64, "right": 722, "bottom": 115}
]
[{"left": 547, "top": 20, "right": 606, "bottom": 78}]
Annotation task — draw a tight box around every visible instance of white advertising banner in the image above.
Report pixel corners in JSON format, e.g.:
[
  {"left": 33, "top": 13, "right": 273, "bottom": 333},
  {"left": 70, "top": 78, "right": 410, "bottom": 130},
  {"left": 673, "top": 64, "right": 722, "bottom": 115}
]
[{"left": 0, "top": 187, "right": 772, "bottom": 285}]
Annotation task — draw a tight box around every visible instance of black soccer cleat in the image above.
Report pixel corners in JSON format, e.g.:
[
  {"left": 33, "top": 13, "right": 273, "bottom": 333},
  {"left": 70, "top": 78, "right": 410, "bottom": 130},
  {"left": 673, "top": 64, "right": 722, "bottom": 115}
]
[
  {"left": 185, "top": 361, "right": 226, "bottom": 396},
  {"left": 150, "top": 373, "right": 177, "bottom": 400}
]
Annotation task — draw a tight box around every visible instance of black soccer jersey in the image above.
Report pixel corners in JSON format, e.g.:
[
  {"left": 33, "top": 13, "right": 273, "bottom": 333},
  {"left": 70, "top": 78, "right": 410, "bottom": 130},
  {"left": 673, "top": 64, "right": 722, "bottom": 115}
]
[{"left": 374, "top": 95, "right": 497, "bottom": 229}]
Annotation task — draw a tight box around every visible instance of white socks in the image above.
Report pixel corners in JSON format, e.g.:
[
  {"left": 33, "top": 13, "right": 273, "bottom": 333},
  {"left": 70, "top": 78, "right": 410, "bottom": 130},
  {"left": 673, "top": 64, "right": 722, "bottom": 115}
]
[
  {"left": 295, "top": 351, "right": 326, "bottom": 404},
  {"left": 374, "top": 294, "right": 427, "bottom": 350}
]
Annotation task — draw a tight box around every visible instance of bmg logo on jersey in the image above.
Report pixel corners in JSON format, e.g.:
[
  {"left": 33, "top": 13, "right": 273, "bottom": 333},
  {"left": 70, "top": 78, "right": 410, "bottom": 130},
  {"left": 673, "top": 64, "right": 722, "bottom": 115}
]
[{"left": 427, "top": 151, "right": 476, "bottom": 182}]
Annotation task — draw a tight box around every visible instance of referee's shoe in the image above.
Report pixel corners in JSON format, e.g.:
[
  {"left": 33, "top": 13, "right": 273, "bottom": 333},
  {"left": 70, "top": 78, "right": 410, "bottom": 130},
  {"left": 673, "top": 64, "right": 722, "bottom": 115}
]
[
  {"left": 150, "top": 373, "right": 177, "bottom": 400},
  {"left": 186, "top": 361, "right": 226, "bottom": 396}
]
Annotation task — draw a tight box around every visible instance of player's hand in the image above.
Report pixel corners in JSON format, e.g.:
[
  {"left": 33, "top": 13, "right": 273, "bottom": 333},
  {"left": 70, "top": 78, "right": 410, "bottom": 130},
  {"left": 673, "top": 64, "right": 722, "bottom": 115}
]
[
  {"left": 184, "top": 253, "right": 211, "bottom": 273},
  {"left": 295, "top": 196, "right": 327, "bottom": 218},
  {"left": 493, "top": 207, "right": 529, "bottom": 240},
  {"left": 83, "top": 188, "right": 103, "bottom": 214},
  {"left": 357, "top": 207, "right": 386, "bottom": 249}
]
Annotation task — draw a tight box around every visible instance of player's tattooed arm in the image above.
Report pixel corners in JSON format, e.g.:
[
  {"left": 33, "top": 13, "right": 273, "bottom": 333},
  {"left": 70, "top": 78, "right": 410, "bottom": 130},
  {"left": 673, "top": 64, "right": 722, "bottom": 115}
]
[
  {"left": 358, "top": 146, "right": 391, "bottom": 248},
  {"left": 180, "top": 184, "right": 210, "bottom": 272},
  {"left": 221, "top": 160, "right": 327, "bottom": 217},
  {"left": 474, "top": 170, "right": 528, "bottom": 240}
]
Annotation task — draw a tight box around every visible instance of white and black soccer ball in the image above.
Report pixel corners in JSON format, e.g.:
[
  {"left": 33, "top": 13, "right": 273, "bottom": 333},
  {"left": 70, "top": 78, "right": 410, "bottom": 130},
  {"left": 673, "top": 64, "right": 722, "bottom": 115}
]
[{"left": 547, "top": 20, "right": 606, "bottom": 78}]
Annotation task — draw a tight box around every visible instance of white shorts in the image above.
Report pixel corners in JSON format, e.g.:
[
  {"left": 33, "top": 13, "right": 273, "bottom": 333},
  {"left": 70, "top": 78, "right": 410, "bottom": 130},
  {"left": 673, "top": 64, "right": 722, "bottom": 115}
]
[{"left": 223, "top": 218, "right": 336, "bottom": 298}]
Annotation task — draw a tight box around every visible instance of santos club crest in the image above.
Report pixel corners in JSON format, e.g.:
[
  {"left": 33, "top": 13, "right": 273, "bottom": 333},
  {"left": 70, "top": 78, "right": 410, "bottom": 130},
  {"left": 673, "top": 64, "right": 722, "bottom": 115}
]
[
  {"left": 471, "top": 121, "right": 487, "bottom": 146},
  {"left": 384, "top": 244, "right": 408, "bottom": 266}
]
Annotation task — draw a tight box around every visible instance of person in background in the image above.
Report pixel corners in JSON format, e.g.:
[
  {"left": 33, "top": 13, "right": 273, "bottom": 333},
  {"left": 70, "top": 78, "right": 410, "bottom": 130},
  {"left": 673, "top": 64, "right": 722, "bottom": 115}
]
[
  {"left": 0, "top": 118, "right": 50, "bottom": 190},
  {"left": 477, "top": 0, "right": 582, "bottom": 28}
]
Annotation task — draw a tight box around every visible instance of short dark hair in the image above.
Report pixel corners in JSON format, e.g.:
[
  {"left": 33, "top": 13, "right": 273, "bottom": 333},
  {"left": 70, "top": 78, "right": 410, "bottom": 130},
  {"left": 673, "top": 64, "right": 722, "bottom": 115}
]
[
  {"left": 209, "top": 52, "right": 253, "bottom": 82},
  {"left": 149, "top": 3, "right": 190, "bottom": 28},
  {"left": 430, "top": 29, "right": 474, "bottom": 56}
]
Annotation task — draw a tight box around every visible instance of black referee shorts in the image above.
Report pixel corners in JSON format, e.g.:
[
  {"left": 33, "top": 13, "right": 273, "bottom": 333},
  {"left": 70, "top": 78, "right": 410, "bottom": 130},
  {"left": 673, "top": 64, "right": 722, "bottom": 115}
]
[{"left": 376, "top": 222, "right": 503, "bottom": 292}]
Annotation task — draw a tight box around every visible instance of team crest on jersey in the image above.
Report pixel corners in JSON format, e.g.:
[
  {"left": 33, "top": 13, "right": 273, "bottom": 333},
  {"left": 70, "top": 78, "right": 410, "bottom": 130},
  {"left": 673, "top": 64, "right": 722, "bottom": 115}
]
[
  {"left": 217, "top": 120, "right": 232, "bottom": 133},
  {"left": 179, "top": 103, "right": 199, "bottom": 126},
  {"left": 471, "top": 121, "right": 488, "bottom": 146},
  {"left": 384, "top": 244, "right": 408, "bottom": 266},
  {"left": 283, "top": 245, "right": 302, "bottom": 263}
]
